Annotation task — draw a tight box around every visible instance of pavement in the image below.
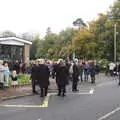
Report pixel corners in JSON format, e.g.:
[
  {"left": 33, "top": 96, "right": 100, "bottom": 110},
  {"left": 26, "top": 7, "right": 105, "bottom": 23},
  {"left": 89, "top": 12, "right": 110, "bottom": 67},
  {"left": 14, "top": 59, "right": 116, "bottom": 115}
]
[{"left": 0, "top": 73, "right": 118, "bottom": 101}]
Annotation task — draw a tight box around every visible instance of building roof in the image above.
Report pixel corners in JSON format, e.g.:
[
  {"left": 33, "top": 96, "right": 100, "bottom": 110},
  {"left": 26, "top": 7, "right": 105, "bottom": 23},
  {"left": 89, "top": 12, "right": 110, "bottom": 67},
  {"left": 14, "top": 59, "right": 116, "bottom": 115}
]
[{"left": 0, "top": 37, "right": 32, "bottom": 45}]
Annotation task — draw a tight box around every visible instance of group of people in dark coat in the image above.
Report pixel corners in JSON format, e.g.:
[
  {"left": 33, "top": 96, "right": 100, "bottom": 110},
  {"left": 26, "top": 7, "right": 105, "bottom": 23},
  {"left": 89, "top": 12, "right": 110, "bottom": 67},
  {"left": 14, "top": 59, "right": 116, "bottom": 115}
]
[
  {"left": 31, "top": 59, "right": 70, "bottom": 97},
  {"left": 31, "top": 58, "right": 98, "bottom": 98},
  {"left": 31, "top": 59, "right": 50, "bottom": 97}
]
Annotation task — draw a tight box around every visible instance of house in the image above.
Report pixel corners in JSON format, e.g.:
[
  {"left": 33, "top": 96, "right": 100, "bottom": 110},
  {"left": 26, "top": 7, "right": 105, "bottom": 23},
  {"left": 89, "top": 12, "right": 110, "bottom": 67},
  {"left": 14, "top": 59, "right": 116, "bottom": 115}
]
[{"left": 0, "top": 37, "right": 32, "bottom": 63}]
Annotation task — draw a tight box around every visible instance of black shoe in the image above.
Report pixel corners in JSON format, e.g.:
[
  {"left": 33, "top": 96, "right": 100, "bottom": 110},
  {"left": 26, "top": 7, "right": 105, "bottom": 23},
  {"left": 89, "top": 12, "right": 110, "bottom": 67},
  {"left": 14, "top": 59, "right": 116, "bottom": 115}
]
[
  {"left": 62, "top": 94, "right": 66, "bottom": 97},
  {"left": 32, "top": 91, "right": 39, "bottom": 95},
  {"left": 73, "top": 89, "right": 79, "bottom": 92},
  {"left": 57, "top": 93, "right": 61, "bottom": 96},
  {"left": 72, "top": 89, "right": 75, "bottom": 92},
  {"left": 40, "top": 95, "right": 44, "bottom": 97}
]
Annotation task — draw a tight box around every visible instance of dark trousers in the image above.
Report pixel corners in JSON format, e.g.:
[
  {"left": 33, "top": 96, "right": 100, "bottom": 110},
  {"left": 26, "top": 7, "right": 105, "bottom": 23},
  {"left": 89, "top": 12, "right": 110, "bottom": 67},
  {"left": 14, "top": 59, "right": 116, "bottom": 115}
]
[
  {"left": 79, "top": 73, "right": 83, "bottom": 82},
  {"left": 84, "top": 71, "right": 89, "bottom": 82},
  {"left": 118, "top": 73, "right": 120, "bottom": 85},
  {"left": 40, "top": 86, "right": 48, "bottom": 97},
  {"left": 90, "top": 74, "right": 95, "bottom": 84},
  {"left": 32, "top": 79, "right": 36, "bottom": 92},
  {"left": 58, "top": 84, "right": 66, "bottom": 96},
  {"left": 72, "top": 80, "right": 78, "bottom": 91}
]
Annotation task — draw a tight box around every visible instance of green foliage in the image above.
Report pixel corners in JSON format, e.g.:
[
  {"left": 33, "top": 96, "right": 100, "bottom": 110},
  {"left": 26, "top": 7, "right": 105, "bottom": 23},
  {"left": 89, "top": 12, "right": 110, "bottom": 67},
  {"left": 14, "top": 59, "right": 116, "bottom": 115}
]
[
  {"left": 1, "top": 30, "right": 16, "bottom": 37},
  {"left": 2, "top": 0, "right": 119, "bottom": 62},
  {"left": 98, "top": 59, "right": 109, "bottom": 71},
  {"left": 17, "top": 74, "right": 31, "bottom": 85}
]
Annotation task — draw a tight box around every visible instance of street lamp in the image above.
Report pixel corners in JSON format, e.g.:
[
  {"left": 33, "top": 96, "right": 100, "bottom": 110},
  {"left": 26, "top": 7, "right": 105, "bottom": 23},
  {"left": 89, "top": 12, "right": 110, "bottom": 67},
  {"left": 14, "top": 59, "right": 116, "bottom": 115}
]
[
  {"left": 114, "top": 23, "right": 117, "bottom": 63},
  {"left": 109, "top": 6, "right": 119, "bottom": 63}
]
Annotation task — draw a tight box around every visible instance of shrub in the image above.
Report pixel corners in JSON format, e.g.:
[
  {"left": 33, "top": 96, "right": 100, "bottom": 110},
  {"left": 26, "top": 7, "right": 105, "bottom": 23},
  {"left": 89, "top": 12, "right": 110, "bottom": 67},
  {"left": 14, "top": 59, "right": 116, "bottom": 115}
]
[{"left": 17, "top": 74, "right": 31, "bottom": 85}]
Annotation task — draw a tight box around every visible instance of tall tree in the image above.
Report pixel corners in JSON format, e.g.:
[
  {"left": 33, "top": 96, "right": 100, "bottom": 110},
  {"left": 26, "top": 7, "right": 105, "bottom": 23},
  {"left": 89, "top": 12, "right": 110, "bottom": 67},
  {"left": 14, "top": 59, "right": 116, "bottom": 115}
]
[
  {"left": 73, "top": 18, "right": 87, "bottom": 29},
  {"left": 1, "top": 30, "right": 16, "bottom": 37},
  {"left": 30, "top": 34, "right": 41, "bottom": 59}
]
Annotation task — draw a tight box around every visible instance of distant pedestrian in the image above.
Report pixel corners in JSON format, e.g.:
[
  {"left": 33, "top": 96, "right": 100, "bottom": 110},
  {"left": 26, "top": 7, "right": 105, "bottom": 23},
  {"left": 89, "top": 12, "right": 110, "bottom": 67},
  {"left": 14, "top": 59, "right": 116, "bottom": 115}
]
[
  {"left": 0, "top": 60, "right": 5, "bottom": 88},
  {"left": 3, "top": 62, "right": 10, "bottom": 88},
  {"left": 118, "top": 64, "right": 120, "bottom": 85},
  {"left": 72, "top": 59, "right": 79, "bottom": 92},
  {"left": 89, "top": 62, "right": 96, "bottom": 84},
  {"left": 78, "top": 60, "right": 84, "bottom": 82},
  {"left": 12, "top": 60, "right": 20, "bottom": 74},
  {"left": 11, "top": 70, "right": 18, "bottom": 88},
  {"left": 84, "top": 61, "right": 90, "bottom": 82},
  {"left": 109, "top": 62, "right": 116, "bottom": 76}
]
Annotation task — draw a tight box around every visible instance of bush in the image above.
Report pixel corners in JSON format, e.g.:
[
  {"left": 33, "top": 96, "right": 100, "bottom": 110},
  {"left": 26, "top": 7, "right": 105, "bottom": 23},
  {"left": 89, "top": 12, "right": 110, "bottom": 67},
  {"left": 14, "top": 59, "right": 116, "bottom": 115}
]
[
  {"left": 17, "top": 74, "right": 31, "bottom": 85},
  {"left": 98, "top": 59, "right": 109, "bottom": 72}
]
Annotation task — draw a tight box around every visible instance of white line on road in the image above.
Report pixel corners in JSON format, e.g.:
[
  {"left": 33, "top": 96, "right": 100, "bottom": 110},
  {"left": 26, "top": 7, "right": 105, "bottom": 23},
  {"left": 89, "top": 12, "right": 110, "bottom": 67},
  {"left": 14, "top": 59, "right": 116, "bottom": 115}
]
[
  {"left": 49, "top": 88, "right": 95, "bottom": 95},
  {"left": 37, "top": 118, "right": 42, "bottom": 120},
  {"left": 89, "top": 88, "right": 95, "bottom": 94},
  {"left": 97, "top": 107, "right": 120, "bottom": 120}
]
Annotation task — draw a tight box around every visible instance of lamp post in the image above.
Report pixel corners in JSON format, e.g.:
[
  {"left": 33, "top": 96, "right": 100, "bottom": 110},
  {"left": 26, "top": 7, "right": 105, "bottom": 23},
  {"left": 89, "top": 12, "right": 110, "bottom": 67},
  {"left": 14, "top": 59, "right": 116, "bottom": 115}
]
[
  {"left": 114, "top": 23, "right": 117, "bottom": 63},
  {"left": 108, "top": 6, "right": 119, "bottom": 63}
]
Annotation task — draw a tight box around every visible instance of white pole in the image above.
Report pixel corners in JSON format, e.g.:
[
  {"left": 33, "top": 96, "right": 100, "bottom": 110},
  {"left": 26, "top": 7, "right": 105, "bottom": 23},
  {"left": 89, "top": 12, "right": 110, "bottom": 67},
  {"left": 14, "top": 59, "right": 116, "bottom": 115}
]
[{"left": 114, "top": 23, "right": 117, "bottom": 63}]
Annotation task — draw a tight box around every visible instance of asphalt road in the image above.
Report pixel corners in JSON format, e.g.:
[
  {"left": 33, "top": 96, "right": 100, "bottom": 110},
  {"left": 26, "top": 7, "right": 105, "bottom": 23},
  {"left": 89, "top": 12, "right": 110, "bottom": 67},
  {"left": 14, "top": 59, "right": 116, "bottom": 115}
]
[{"left": 0, "top": 75, "right": 120, "bottom": 120}]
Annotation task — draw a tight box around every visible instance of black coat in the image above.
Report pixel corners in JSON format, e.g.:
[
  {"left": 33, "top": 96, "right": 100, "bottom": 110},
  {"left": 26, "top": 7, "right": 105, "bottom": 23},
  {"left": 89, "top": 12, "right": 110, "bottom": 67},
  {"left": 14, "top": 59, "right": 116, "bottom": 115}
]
[
  {"left": 118, "top": 64, "right": 120, "bottom": 72},
  {"left": 73, "top": 64, "right": 79, "bottom": 82},
  {"left": 37, "top": 64, "right": 50, "bottom": 87},
  {"left": 56, "top": 65, "right": 68, "bottom": 86},
  {"left": 13, "top": 62, "right": 20, "bottom": 74},
  {"left": 31, "top": 64, "right": 39, "bottom": 80}
]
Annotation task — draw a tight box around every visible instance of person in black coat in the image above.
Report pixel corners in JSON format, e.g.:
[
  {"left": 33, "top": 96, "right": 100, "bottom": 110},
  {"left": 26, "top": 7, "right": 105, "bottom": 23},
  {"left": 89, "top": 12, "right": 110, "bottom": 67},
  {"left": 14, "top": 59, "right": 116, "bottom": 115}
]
[
  {"left": 31, "top": 60, "right": 39, "bottom": 94},
  {"left": 118, "top": 64, "right": 120, "bottom": 85},
  {"left": 38, "top": 60, "right": 50, "bottom": 97},
  {"left": 12, "top": 60, "right": 20, "bottom": 74},
  {"left": 72, "top": 59, "right": 79, "bottom": 92},
  {"left": 56, "top": 60, "right": 69, "bottom": 97}
]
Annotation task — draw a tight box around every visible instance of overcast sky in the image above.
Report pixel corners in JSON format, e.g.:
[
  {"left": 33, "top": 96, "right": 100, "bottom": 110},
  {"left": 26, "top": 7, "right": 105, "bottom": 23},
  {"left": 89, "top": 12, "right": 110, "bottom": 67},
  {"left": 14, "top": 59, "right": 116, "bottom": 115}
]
[{"left": 0, "top": 0, "right": 115, "bottom": 37}]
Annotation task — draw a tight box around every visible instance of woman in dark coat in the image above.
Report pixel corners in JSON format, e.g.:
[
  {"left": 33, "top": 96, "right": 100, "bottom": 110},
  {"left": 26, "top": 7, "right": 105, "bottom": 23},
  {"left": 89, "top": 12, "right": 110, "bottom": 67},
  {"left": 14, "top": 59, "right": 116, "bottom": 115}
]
[
  {"left": 38, "top": 60, "right": 50, "bottom": 97},
  {"left": 56, "top": 60, "right": 69, "bottom": 97}
]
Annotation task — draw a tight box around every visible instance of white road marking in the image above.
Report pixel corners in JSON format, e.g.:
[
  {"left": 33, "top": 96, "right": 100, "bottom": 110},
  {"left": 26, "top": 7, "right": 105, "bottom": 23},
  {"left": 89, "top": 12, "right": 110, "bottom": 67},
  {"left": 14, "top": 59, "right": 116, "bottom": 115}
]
[
  {"left": 97, "top": 107, "right": 120, "bottom": 120},
  {"left": 37, "top": 118, "right": 42, "bottom": 120},
  {"left": 89, "top": 88, "right": 95, "bottom": 94},
  {"left": 49, "top": 88, "right": 95, "bottom": 95}
]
